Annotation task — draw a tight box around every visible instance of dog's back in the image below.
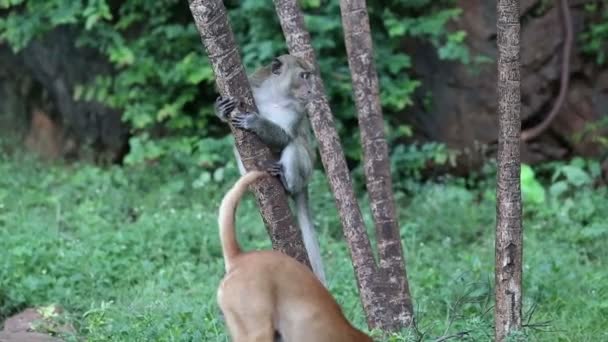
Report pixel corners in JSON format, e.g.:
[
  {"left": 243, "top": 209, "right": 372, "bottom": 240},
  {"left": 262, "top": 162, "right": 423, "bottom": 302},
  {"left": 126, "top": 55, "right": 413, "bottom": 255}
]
[
  {"left": 218, "top": 250, "right": 372, "bottom": 341},
  {"left": 216, "top": 171, "right": 372, "bottom": 341}
]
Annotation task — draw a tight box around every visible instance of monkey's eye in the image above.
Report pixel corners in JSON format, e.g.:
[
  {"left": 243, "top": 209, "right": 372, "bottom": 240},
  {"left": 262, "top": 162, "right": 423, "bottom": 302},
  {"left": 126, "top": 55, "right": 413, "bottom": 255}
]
[
  {"left": 300, "top": 72, "right": 311, "bottom": 79},
  {"left": 271, "top": 59, "right": 282, "bottom": 75}
]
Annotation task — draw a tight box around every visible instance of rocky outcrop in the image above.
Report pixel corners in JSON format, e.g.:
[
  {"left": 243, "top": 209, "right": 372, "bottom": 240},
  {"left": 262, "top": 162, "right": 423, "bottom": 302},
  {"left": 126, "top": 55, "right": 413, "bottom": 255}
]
[
  {"left": 0, "top": 27, "right": 129, "bottom": 163},
  {"left": 404, "top": 0, "right": 606, "bottom": 172},
  {"left": 0, "top": 307, "right": 74, "bottom": 342}
]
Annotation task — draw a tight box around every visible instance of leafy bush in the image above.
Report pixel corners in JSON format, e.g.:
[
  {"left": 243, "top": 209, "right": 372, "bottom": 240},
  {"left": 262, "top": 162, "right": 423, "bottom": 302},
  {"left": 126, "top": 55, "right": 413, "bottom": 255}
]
[
  {"left": 390, "top": 141, "right": 457, "bottom": 181},
  {"left": 581, "top": 2, "right": 608, "bottom": 65},
  {"left": 521, "top": 164, "right": 546, "bottom": 205},
  {"left": 0, "top": 0, "right": 466, "bottom": 164}
]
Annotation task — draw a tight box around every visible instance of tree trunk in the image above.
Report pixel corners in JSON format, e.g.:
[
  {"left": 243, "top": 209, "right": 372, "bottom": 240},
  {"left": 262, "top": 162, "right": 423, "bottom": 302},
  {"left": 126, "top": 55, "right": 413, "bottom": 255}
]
[
  {"left": 495, "top": 0, "right": 523, "bottom": 341},
  {"left": 187, "top": 0, "right": 311, "bottom": 268},
  {"left": 273, "top": 0, "right": 413, "bottom": 331},
  {"left": 339, "top": 0, "right": 414, "bottom": 328}
]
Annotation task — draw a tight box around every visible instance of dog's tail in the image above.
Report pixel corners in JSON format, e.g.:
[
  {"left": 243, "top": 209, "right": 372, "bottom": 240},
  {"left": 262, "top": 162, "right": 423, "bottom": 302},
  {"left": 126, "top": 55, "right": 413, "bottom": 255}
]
[{"left": 218, "top": 170, "right": 269, "bottom": 272}]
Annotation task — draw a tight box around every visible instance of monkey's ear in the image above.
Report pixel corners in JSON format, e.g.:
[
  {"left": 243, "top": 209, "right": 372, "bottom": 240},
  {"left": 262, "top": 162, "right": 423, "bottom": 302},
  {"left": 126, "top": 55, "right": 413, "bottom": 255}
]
[{"left": 271, "top": 58, "right": 282, "bottom": 75}]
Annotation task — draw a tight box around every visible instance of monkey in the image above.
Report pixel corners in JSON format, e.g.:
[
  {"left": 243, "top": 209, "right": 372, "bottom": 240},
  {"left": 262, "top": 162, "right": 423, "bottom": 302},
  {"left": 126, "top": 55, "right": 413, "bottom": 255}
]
[
  {"left": 217, "top": 170, "right": 373, "bottom": 342},
  {"left": 214, "top": 54, "right": 326, "bottom": 285}
]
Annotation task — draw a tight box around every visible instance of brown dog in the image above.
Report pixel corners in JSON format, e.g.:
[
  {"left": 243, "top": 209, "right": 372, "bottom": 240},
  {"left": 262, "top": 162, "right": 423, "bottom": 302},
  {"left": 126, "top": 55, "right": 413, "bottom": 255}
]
[{"left": 217, "top": 171, "right": 373, "bottom": 341}]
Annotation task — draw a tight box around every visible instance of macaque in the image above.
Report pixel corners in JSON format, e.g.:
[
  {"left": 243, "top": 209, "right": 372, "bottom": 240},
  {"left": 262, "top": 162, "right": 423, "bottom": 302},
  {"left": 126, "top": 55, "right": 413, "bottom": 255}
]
[{"left": 215, "top": 54, "right": 326, "bottom": 285}]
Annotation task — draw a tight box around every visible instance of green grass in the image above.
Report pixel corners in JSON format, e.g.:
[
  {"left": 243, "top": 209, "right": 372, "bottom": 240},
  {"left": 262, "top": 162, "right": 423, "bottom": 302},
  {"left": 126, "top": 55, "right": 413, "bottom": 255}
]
[{"left": 0, "top": 151, "right": 606, "bottom": 341}]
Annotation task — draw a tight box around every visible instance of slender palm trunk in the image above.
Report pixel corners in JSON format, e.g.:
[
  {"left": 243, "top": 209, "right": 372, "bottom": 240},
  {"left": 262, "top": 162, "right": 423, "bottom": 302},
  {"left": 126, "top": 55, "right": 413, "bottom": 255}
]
[
  {"left": 339, "top": 0, "right": 413, "bottom": 329},
  {"left": 495, "top": 0, "right": 523, "bottom": 340},
  {"left": 273, "top": 0, "right": 414, "bottom": 330},
  {"left": 187, "top": 0, "right": 311, "bottom": 268}
]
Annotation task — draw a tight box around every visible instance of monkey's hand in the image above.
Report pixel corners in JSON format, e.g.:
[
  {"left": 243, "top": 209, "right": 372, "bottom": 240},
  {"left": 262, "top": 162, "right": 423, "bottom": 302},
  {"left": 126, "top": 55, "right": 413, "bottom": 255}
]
[
  {"left": 231, "top": 112, "right": 258, "bottom": 131},
  {"left": 215, "top": 96, "right": 238, "bottom": 122}
]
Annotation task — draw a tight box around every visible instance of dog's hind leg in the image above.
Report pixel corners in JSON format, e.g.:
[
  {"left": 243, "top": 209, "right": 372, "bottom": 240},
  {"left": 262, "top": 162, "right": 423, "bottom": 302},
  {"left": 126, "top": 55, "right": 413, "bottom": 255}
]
[
  {"left": 218, "top": 281, "right": 275, "bottom": 341},
  {"left": 221, "top": 308, "right": 274, "bottom": 342}
]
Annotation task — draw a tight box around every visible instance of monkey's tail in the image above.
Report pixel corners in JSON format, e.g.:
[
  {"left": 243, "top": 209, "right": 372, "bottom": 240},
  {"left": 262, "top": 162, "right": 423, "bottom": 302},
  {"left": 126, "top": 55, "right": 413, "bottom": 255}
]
[
  {"left": 218, "top": 170, "right": 269, "bottom": 272},
  {"left": 294, "top": 191, "right": 327, "bottom": 286}
]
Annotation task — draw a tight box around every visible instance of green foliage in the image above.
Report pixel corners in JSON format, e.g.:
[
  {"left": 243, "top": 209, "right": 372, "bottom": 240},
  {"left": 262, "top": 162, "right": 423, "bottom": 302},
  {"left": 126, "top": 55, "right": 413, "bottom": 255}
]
[
  {"left": 1, "top": 152, "right": 606, "bottom": 341},
  {"left": 545, "top": 157, "right": 600, "bottom": 197},
  {"left": 384, "top": 7, "right": 470, "bottom": 64},
  {"left": 507, "top": 159, "right": 602, "bottom": 211},
  {"left": 0, "top": 0, "right": 468, "bottom": 164},
  {"left": 574, "top": 116, "right": 608, "bottom": 148},
  {"left": 514, "top": 160, "right": 607, "bottom": 270},
  {"left": 390, "top": 142, "right": 457, "bottom": 180},
  {"left": 581, "top": 2, "right": 608, "bottom": 65},
  {"left": 521, "top": 164, "right": 546, "bottom": 205}
]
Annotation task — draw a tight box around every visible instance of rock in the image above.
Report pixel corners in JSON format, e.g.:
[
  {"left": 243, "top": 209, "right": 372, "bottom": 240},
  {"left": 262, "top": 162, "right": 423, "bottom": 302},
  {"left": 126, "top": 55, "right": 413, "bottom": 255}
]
[
  {"left": 0, "top": 331, "right": 62, "bottom": 342},
  {"left": 0, "top": 27, "right": 130, "bottom": 163},
  {"left": 23, "top": 109, "right": 64, "bottom": 160},
  {"left": 0, "top": 46, "right": 30, "bottom": 145},
  {"left": 3, "top": 308, "right": 43, "bottom": 333},
  {"left": 1, "top": 306, "right": 74, "bottom": 342},
  {"left": 402, "top": 0, "right": 606, "bottom": 173}
]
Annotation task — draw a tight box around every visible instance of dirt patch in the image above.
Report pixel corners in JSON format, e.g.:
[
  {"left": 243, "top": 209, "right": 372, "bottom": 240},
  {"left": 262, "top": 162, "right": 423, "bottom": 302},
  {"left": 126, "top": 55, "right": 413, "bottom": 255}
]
[{"left": 0, "top": 306, "right": 74, "bottom": 342}]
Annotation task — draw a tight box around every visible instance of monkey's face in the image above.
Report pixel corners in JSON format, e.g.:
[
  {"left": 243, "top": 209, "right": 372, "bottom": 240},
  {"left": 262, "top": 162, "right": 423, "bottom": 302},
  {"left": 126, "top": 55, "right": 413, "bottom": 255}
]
[
  {"left": 271, "top": 55, "right": 314, "bottom": 103},
  {"left": 290, "top": 68, "right": 314, "bottom": 102}
]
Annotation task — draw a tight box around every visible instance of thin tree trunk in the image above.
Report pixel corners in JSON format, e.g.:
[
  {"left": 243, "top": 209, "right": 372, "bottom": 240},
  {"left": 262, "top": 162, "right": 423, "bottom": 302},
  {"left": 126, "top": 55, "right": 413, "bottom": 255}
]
[
  {"left": 495, "top": 0, "right": 523, "bottom": 341},
  {"left": 273, "top": 0, "right": 377, "bottom": 323},
  {"left": 187, "top": 0, "right": 311, "bottom": 268},
  {"left": 339, "top": 0, "right": 413, "bottom": 328},
  {"left": 273, "top": 0, "right": 413, "bottom": 330}
]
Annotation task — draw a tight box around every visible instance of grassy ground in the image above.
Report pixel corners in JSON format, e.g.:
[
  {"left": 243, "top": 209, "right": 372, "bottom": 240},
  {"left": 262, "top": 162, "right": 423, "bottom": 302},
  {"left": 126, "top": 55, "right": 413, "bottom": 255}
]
[{"left": 0, "top": 151, "right": 606, "bottom": 341}]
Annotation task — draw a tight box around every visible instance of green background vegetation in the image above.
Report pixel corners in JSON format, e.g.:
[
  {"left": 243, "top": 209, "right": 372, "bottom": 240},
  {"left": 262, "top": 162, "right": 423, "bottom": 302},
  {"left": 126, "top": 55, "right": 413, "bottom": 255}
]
[
  {"left": 1, "top": 0, "right": 607, "bottom": 341},
  {"left": 0, "top": 0, "right": 469, "bottom": 165},
  {"left": 1, "top": 145, "right": 606, "bottom": 341}
]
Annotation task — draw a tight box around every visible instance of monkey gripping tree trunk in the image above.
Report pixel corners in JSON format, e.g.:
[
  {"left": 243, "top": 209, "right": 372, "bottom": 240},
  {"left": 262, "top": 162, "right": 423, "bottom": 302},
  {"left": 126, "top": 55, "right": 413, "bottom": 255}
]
[
  {"left": 496, "top": 0, "right": 523, "bottom": 341},
  {"left": 273, "top": 0, "right": 414, "bottom": 330},
  {"left": 187, "top": 0, "right": 311, "bottom": 268}
]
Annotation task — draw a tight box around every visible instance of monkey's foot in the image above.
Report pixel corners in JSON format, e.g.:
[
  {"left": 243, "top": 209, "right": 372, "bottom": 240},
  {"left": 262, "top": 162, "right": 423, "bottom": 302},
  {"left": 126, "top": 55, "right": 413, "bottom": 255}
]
[
  {"left": 215, "top": 96, "right": 238, "bottom": 120},
  {"left": 267, "top": 161, "right": 289, "bottom": 191},
  {"left": 266, "top": 161, "right": 283, "bottom": 176}
]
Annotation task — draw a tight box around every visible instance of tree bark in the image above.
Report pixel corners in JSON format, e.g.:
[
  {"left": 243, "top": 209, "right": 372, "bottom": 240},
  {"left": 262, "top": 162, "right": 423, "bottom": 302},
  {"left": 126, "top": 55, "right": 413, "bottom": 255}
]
[
  {"left": 187, "top": 0, "right": 311, "bottom": 268},
  {"left": 273, "top": 0, "right": 412, "bottom": 330},
  {"left": 495, "top": 0, "right": 523, "bottom": 341},
  {"left": 339, "top": 0, "right": 413, "bottom": 328}
]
